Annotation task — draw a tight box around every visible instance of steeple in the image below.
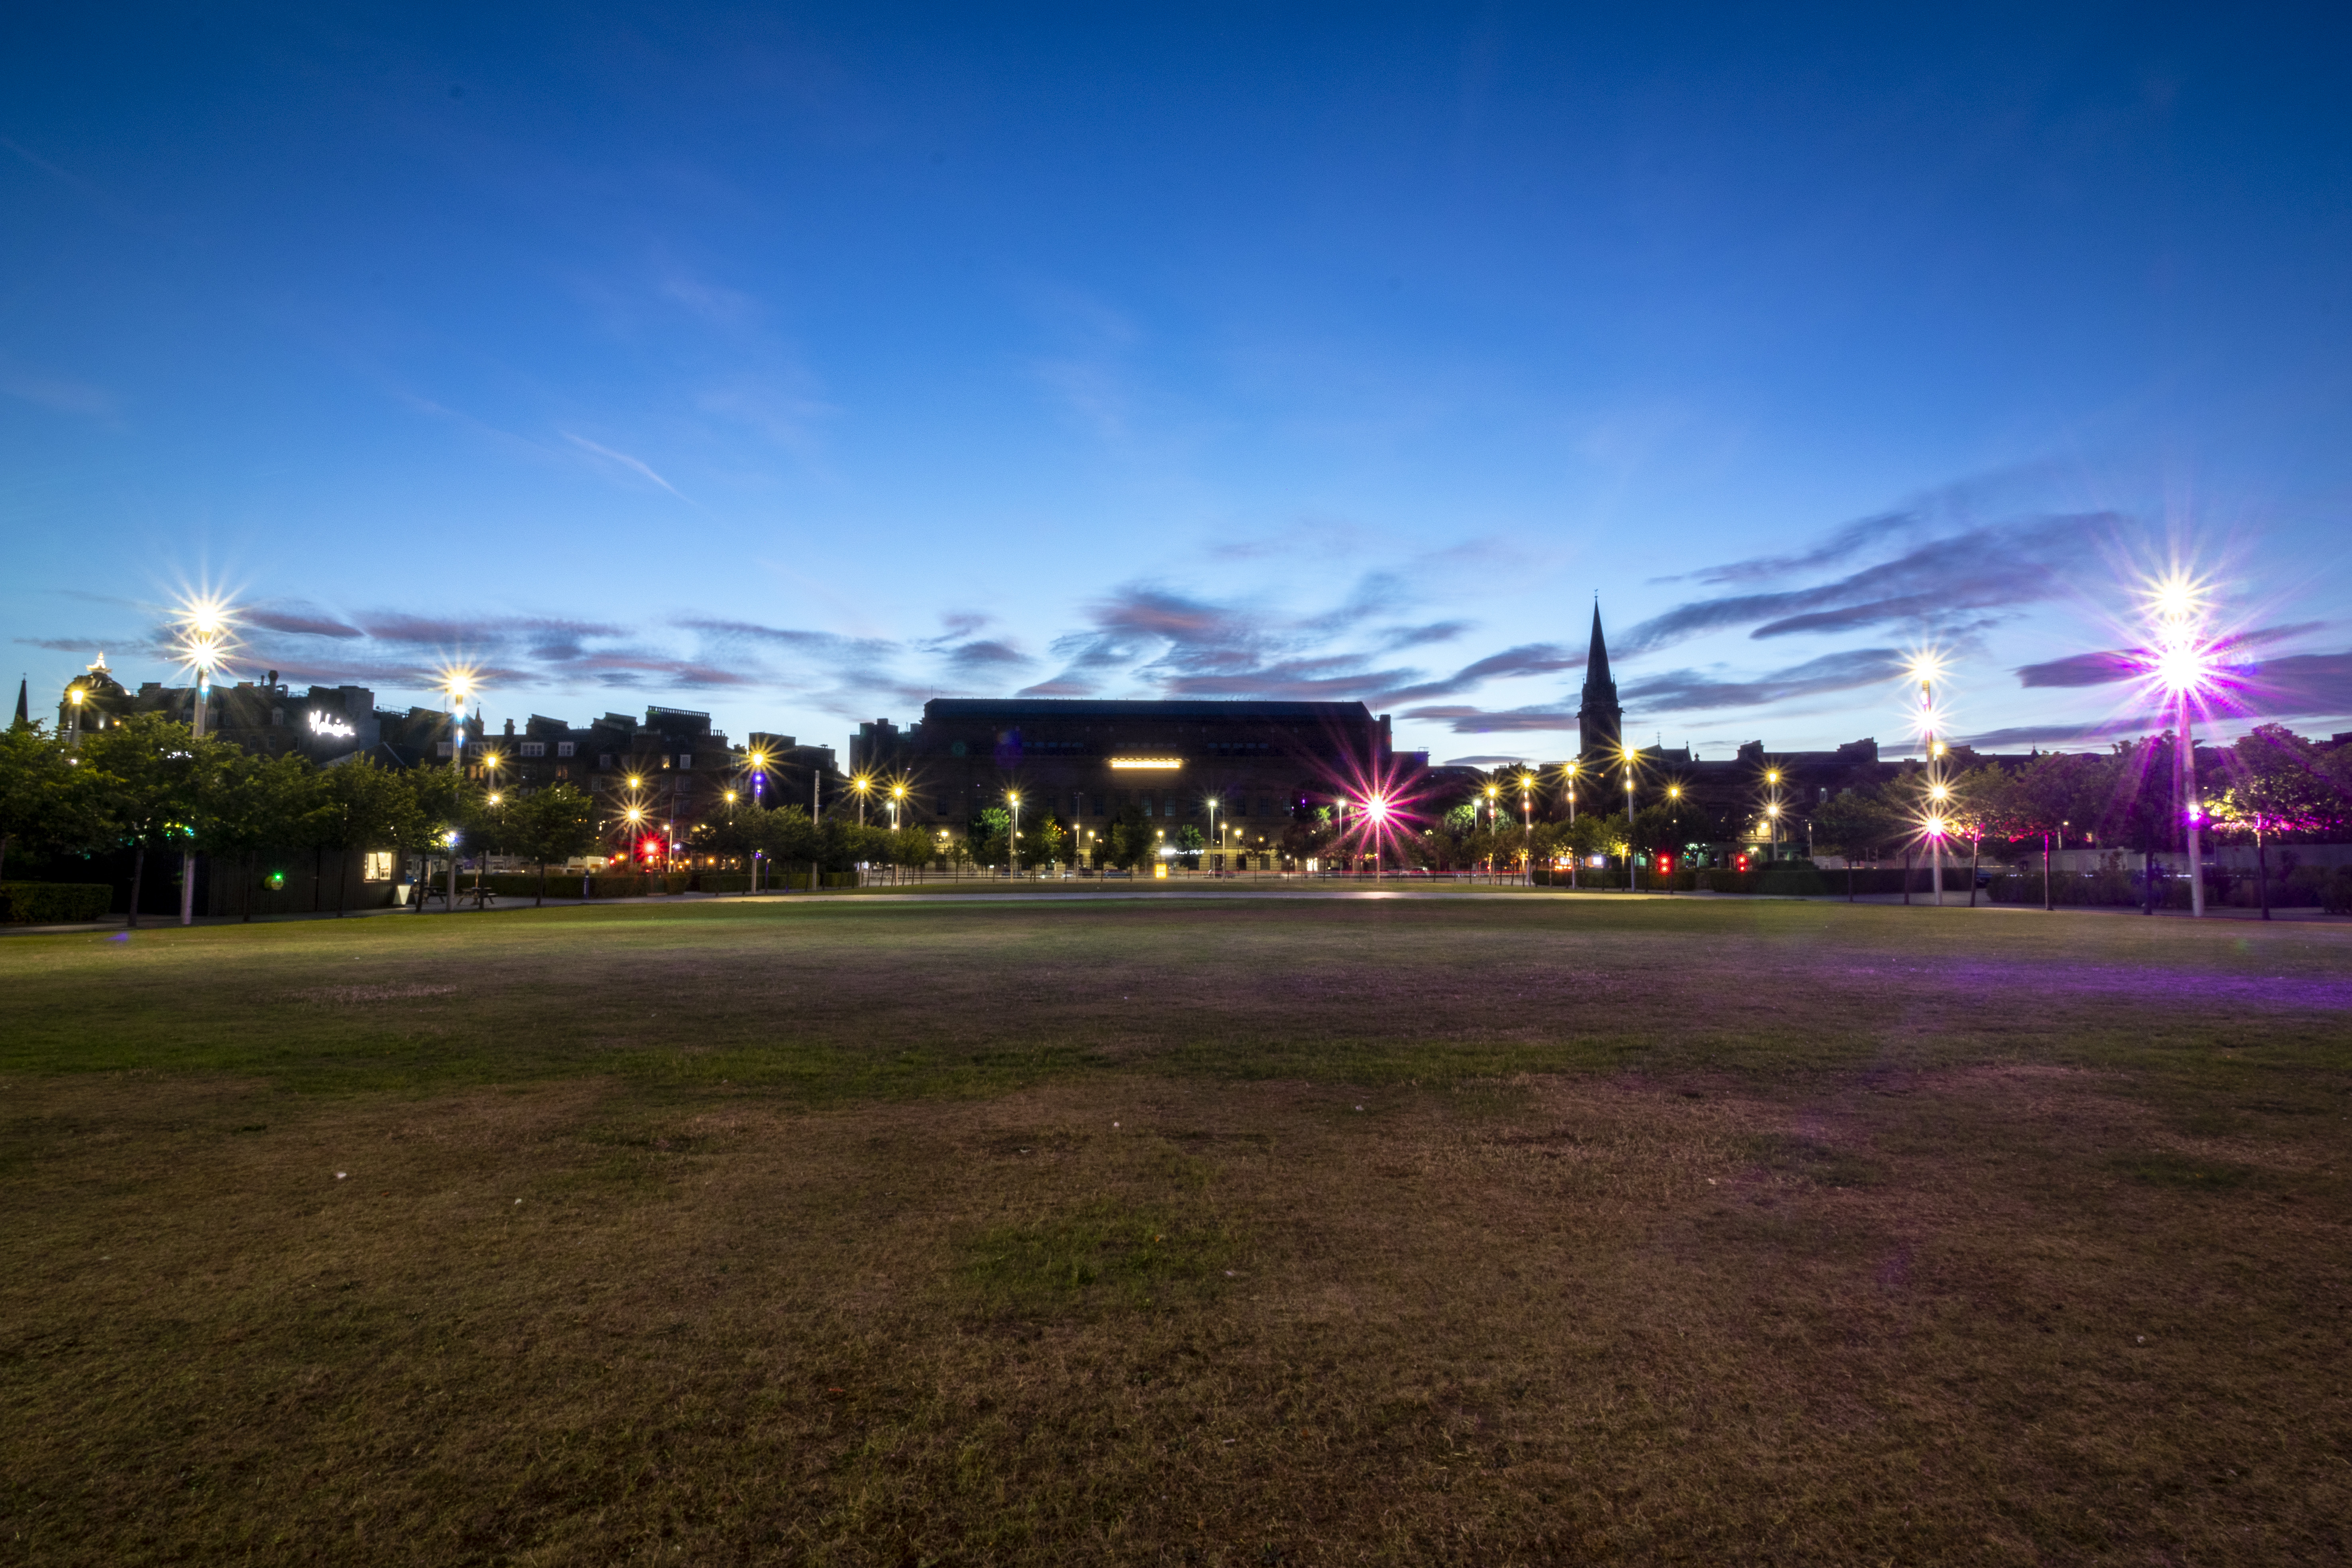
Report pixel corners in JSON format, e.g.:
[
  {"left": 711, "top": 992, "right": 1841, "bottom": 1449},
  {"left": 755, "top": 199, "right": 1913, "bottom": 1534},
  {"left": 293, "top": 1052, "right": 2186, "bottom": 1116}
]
[
  {"left": 1585, "top": 603, "right": 1613, "bottom": 690},
  {"left": 13, "top": 677, "right": 27, "bottom": 728},
  {"left": 1577, "top": 602, "right": 1623, "bottom": 761}
]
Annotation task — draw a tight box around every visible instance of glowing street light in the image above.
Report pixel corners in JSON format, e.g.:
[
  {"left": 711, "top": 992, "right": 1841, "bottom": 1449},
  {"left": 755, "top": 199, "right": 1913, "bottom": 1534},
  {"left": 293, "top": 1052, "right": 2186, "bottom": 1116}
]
[
  {"left": 2140, "top": 568, "right": 2219, "bottom": 918},
  {"left": 1902, "top": 654, "right": 1949, "bottom": 904},
  {"left": 1007, "top": 790, "right": 1022, "bottom": 879}
]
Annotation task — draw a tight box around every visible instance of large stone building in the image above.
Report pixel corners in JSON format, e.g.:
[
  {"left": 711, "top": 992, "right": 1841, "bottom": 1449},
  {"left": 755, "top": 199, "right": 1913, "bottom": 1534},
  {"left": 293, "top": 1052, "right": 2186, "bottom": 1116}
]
[{"left": 876, "top": 697, "right": 1415, "bottom": 867}]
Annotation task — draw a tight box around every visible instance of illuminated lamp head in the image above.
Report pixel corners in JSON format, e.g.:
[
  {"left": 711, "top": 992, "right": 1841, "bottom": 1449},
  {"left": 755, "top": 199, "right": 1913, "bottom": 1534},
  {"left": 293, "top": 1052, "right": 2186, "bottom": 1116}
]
[
  {"left": 2149, "top": 636, "right": 2221, "bottom": 700},
  {"left": 2144, "top": 569, "right": 2208, "bottom": 629},
  {"left": 1924, "top": 814, "right": 1949, "bottom": 839}
]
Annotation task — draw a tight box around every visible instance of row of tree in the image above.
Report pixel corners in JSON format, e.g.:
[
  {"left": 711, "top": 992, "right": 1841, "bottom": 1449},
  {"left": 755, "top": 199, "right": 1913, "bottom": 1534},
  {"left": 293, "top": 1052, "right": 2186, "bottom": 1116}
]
[
  {"left": 0, "top": 714, "right": 602, "bottom": 922},
  {"left": 1806, "top": 727, "right": 2352, "bottom": 912}
]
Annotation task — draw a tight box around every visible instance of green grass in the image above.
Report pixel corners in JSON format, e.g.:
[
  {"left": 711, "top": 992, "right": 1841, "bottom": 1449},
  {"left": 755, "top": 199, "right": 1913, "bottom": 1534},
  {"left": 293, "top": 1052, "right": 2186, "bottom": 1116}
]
[{"left": 3, "top": 895, "right": 2350, "bottom": 1564}]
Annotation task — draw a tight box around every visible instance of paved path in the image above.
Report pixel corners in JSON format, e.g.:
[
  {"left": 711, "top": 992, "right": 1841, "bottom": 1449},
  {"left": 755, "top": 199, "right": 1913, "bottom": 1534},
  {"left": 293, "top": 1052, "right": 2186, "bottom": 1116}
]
[{"left": 8, "top": 884, "right": 2342, "bottom": 934}]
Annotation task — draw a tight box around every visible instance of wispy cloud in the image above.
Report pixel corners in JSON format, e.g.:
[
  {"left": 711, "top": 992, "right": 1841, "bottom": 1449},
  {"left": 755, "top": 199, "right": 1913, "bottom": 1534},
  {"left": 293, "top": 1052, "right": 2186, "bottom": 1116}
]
[
  {"left": 1400, "top": 704, "right": 1578, "bottom": 734},
  {"left": 1623, "top": 512, "right": 2122, "bottom": 656},
  {"left": 562, "top": 432, "right": 686, "bottom": 499},
  {"left": 1619, "top": 648, "right": 1909, "bottom": 715},
  {"left": 0, "top": 356, "right": 116, "bottom": 419}
]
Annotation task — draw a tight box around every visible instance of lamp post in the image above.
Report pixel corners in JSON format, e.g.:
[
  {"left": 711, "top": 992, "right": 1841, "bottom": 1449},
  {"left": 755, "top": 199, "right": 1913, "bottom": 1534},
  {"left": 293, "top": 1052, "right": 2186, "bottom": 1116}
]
[
  {"left": 175, "top": 610, "right": 233, "bottom": 925},
  {"left": 1908, "top": 660, "right": 1946, "bottom": 906},
  {"left": 2147, "top": 574, "right": 2212, "bottom": 918},
  {"left": 1520, "top": 776, "right": 1532, "bottom": 885},
  {"left": 1206, "top": 796, "right": 1219, "bottom": 876},
  {"left": 852, "top": 772, "right": 872, "bottom": 825},
  {"left": 1008, "top": 790, "right": 1021, "bottom": 879},
  {"left": 477, "top": 791, "right": 502, "bottom": 903},
  {"left": 1563, "top": 760, "right": 1579, "bottom": 890},
  {"left": 1621, "top": 743, "right": 1639, "bottom": 892},
  {"left": 442, "top": 672, "right": 474, "bottom": 914},
  {"left": 1666, "top": 783, "right": 1683, "bottom": 893}
]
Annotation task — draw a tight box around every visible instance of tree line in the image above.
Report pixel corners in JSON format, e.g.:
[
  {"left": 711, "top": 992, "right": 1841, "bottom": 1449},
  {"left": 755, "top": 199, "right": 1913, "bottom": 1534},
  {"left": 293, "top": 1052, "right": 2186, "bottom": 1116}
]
[
  {"left": 0, "top": 714, "right": 603, "bottom": 922},
  {"left": 1807, "top": 727, "right": 2352, "bottom": 912}
]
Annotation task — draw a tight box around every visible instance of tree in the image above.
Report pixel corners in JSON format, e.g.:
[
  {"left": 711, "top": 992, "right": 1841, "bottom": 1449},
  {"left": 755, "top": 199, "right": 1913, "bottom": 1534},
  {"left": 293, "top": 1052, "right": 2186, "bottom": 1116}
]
[
  {"left": 199, "top": 751, "right": 334, "bottom": 921},
  {"left": 1940, "top": 764, "right": 2022, "bottom": 908},
  {"left": 2100, "top": 736, "right": 2183, "bottom": 915},
  {"left": 971, "top": 806, "right": 1012, "bottom": 869},
  {"left": 2213, "top": 725, "right": 2340, "bottom": 920},
  {"left": 883, "top": 825, "right": 937, "bottom": 881},
  {"left": 1170, "top": 822, "right": 1200, "bottom": 868},
  {"left": 318, "top": 758, "right": 413, "bottom": 916},
  {"left": 77, "top": 714, "right": 219, "bottom": 927},
  {"left": 509, "top": 783, "right": 599, "bottom": 906},
  {"left": 0, "top": 723, "right": 87, "bottom": 882},
  {"left": 402, "top": 767, "right": 479, "bottom": 912},
  {"left": 748, "top": 804, "right": 818, "bottom": 889}
]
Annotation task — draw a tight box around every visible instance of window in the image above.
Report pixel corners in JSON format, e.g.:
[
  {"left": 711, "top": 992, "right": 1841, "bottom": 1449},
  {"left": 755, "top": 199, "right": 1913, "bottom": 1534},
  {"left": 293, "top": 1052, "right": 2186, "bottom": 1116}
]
[
  {"left": 1091, "top": 794, "right": 1104, "bottom": 817},
  {"left": 1142, "top": 797, "right": 1154, "bottom": 817},
  {"left": 556, "top": 765, "right": 568, "bottom": 780},
  {"left": 678, "top": 753, "right": 692, "bottom": 770},
  {"left": 363, "top": 851, "right": 393, "bottom": 882},
  {"left": 520, "top": 741, "right": 546, "bottom": 758},
  {"left": 599, "top": 754, "right": 614, "bottom": 769},
  {"left": 436, "top": 741, "right": 454, "bottom": 758},
  {"left": 557, "top": 741, "right": 575, "bottom": 757}
]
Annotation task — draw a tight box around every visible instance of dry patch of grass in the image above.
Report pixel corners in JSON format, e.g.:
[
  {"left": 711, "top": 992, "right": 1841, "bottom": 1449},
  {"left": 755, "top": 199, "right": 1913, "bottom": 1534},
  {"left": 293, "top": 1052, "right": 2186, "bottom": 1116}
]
[{"left": 6, "top": 1050, "right": 2348, "bottom": 1565}]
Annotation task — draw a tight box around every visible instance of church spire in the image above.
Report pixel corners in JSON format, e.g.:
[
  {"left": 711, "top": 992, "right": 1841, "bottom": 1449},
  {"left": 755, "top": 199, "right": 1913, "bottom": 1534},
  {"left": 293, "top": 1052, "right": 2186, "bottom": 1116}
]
[
  {"left": 12, "top": 677, "right": 27, "bottom": 728},
  {"left": 1576, "top": 601, "right": 1623, "bottom": 761},
  {"left": 1585, "top": 603, "right": 1613, "bottom": 690}
]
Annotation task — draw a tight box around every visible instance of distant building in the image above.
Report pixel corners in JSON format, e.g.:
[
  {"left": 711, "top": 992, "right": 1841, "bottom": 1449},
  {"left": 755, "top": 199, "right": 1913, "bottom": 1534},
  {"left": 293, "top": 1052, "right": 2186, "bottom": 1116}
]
[
  {"left": 888, "top": 697, "right": 1407, "bottom": 866},
  {"left": 48, "top": 659, "right": 838, "bottom": 855}
]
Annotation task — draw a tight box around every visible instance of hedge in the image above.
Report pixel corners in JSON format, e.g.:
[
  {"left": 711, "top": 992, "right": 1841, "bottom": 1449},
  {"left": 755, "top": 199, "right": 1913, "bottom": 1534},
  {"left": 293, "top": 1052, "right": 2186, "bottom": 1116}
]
[{"left": 0, "top": 882, "right": 115, "bottom": 924}]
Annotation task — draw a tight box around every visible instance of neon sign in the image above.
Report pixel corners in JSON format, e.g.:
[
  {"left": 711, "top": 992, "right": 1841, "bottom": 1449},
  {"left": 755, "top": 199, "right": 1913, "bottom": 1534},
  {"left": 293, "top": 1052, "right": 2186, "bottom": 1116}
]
[{"left": 308, "top": 711, "right": 356, "bottom": 740}]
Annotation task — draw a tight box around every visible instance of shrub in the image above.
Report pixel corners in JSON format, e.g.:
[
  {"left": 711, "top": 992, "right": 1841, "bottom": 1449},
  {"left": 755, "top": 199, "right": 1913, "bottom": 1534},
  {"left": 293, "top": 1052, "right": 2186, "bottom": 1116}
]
[{"left": 0, "top": 883, "right": 115, "bottom": 924}]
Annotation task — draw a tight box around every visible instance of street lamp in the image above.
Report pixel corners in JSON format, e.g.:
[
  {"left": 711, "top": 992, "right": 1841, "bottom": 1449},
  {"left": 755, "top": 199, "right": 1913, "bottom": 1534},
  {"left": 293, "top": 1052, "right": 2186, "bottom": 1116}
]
[
  {"left": 1206, "top": 796, "right": 1219, "bottom": 876},
  {"left": 1007, "top": 790, "right": 1021, "bottom": 879},
  {"left": 2143, "top": 571, "right": 2217, "bottom": 918},
  {"left": 438, "top": 668, "right": 478, "bottom": 914},
  {"left": 890, "top": 781, "right": 906, "bottom": 830},
  {"left": 1619, "top": 743, "right": 1641, "bottom": 892},
  {"left": 172, "top": 599, "right": 240, "bottom": 925},
  {"left": 1904, "top": 654, "right": 1948, "bottom": 904},
  {"left": 1562, "top": 759, "right": 1580, "bottom": 890}
]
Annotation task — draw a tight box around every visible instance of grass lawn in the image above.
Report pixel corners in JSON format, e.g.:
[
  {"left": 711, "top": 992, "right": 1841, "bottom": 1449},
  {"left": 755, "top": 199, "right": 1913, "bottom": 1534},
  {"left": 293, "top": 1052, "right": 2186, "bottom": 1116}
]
[{"left": 3, "top": 894, "right": 2349, "bottom": 1565}]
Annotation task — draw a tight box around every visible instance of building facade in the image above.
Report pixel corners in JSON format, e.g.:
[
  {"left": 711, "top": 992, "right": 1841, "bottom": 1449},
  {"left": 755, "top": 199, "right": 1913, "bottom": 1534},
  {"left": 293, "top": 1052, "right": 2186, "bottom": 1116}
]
[{"left": 887, "top": 698, "right": 1411, "bottom": 865}]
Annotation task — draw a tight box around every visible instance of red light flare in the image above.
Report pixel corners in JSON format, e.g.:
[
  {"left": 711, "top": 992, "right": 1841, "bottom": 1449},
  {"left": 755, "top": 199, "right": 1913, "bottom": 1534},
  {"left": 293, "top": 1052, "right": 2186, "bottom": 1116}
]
[{"left": 1321, "top": 747, "right": 1436, "bottom": 870}]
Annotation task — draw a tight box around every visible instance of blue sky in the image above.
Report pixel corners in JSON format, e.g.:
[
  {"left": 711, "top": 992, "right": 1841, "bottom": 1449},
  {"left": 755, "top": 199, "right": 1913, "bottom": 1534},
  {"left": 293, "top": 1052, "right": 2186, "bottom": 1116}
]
[{"left": 6, "top": 4, "right": 2350, "bottom": 762}]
